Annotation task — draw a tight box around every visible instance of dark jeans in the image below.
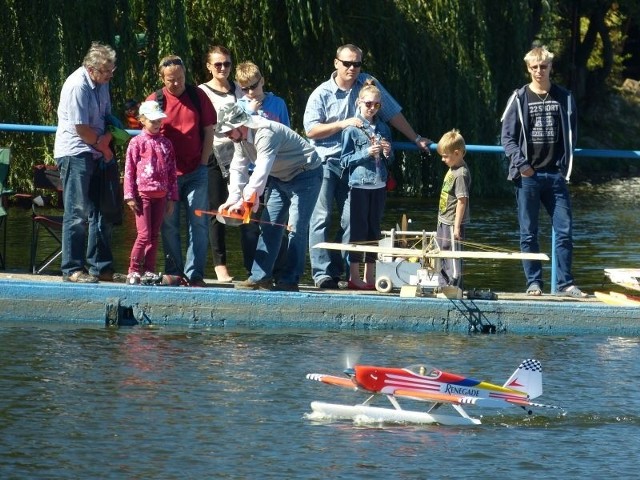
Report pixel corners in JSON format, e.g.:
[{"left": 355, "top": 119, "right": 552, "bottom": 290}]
[
  {"left": 348, "top": 186, "right": 386, "bottom": 264},
  {"left": 240, "top": 185, "right": 289, "bottom": 279},
  {"left": 56, "top": 152, "right": 113, "bottom": 276},
  {"left": 207, "top": 161, "right": 229, "bottom": 267},
  {"left": 309, "top": 166, "right": 350, "bottom": 285},
  {"left": 515, "top": 171, "right": 574, "bottom": 290}
]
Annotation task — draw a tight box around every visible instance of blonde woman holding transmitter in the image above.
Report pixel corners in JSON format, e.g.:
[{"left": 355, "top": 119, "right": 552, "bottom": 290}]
[
  {"left": 339, "top": 81, "right": 393, "bottom": 290},
  {"left": 199, "top": 45, "right": 243, "bottom": 282}
]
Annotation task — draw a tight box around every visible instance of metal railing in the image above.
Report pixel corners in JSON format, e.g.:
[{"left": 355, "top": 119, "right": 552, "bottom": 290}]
[{"left": 2, "top": 123, "right": 639, "bottom": 292}]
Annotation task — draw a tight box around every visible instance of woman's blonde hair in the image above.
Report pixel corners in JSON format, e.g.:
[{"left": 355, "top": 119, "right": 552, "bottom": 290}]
[{"left": 358, "top": 79, "right": 381, "bottom": 100}]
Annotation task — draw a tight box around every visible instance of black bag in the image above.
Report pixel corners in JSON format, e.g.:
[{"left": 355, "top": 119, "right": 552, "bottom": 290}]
[{"left": 97, "top": 159, "right": 123, "bottom": 225}]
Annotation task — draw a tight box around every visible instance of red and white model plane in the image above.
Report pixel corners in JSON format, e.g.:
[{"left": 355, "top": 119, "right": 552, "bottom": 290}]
[{"left": 306, "top": 359, "right": 563, "bottom": 426}]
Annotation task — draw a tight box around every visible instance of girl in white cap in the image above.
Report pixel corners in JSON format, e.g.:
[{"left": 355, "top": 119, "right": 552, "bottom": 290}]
[{"left": 123, "top": 100, "right": 179, "bottom": 284}]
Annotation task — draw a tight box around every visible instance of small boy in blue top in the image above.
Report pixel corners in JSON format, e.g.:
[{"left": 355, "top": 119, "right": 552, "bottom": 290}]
[
  {"left": 236, "top": 62, "right": 290, "bottom": 127},
  {"left": 340, "top": 80, "right": 394, "bottom": 290}
]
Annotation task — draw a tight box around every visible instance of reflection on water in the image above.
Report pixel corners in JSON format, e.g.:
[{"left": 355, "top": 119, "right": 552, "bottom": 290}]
[
  {"left": 3, "top": 178, "right": 640, "bottom": 292},
  {"left": 1, "top": 327, "right": 639, "bottom": 478}
]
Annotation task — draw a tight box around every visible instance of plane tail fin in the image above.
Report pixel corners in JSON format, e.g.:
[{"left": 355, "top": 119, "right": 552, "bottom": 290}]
[{"left": 502, "top": 359, "right": 543, "bottom": 399}]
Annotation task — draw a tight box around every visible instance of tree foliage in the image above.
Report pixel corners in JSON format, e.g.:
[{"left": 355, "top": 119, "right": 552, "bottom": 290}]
[{"left": 0, "top": 0, "right": 637, "bottom": 195}]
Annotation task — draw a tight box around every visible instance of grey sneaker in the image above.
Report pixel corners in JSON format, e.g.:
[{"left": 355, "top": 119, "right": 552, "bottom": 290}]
[
  {"left": 274, "top": 283, "right": 299, "bottom": 292},
  {"left": 141, "top": 271, "right": 162, "bottom": 285},
  {"left": 556, "top": 285, "right": 589, "bottom": 298},
  {"left": 235, "top": 278, "right": 273, "bottom": 290},
  {"left": 64, "top": 271, "right": 99, "bottom": 283}
]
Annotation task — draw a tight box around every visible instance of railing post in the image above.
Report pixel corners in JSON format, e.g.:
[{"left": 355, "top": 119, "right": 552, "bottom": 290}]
[{"left": 550, "top": 228, "right": 557, "bottom": 293}]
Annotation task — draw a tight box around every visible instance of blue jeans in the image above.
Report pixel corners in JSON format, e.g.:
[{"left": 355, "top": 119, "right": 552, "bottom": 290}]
[
  {"left": 250, "top": 166, "right": 321, "bottom": 285},
  {"left": 161, "top": 165, "right": 209, "bottom": 281},
  {"left": 57, "top": 153, "right": 114, "bottom": 276},
  {"left": 515, "top": 171, "right": 574, "bottom": 290},
  {"left": 308, "top": 165, "right": 350, "bottom": 285}
]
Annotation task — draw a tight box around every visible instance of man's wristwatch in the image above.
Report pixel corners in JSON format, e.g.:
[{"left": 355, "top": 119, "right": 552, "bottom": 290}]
[{"left": 414, "top": 135, "right": 422, "bottom": 143}]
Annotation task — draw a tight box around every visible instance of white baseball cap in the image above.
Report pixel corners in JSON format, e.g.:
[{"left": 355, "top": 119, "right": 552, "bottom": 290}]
[{"left": 138, "top": 100, "right": 167, "bottom": 121}]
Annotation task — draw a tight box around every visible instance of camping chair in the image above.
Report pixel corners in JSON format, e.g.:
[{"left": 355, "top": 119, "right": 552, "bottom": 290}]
[
  {"left": 0, "top": 148, "right": 13, "bottom": 269},
  {"left": 27, "top": 165, "right": 64, "bottom": 274}
]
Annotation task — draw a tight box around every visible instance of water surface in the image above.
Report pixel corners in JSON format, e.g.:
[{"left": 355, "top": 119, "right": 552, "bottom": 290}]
[{"left": 1, "top": 327, "right": 639, "bottom": 478}]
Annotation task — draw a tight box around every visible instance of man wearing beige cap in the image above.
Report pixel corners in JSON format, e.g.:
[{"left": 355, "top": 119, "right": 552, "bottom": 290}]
[{"left": 217, "top": 104, "right": 322, "bottom": 292}]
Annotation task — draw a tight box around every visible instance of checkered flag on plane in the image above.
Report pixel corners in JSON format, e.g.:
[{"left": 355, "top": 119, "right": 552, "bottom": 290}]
[{"left": 503, "top": 358, "right": 543, "bottom": 399}]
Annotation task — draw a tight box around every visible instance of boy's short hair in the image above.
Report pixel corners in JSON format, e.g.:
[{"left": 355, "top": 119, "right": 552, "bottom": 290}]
[
  {"left": 437, "top": 129, "right": 466, "bottom": 155},
  {"left": 523, "top": 45, "right": 554, "bottom": 65},
  {"left": 235, "top": 62, "right": 262, "bottom": 84}
]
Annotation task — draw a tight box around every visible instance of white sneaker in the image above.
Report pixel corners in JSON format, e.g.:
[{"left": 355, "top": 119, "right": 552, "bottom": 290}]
[{"left": 127, "top": 272, "right": 141, "bottom": 285}]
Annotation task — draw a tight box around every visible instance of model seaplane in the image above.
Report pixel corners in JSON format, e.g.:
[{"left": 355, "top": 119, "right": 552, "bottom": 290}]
[{"left": 306, "top": 359, "right": 563, "bottom": 426}]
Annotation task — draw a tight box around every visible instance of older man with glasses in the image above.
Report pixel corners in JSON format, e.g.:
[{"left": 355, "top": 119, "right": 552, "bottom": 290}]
[
  {"left": 304, "top": 43, "right": 432, "bottom": 289},
  {"left": 54, "top": 42, "right": 118, "bottom": 283},
  {"left": 147, "top": 55, "right": 216, "bottom": 287}
]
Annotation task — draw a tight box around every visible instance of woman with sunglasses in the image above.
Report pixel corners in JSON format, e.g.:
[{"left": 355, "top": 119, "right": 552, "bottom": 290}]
[
  {"left": 339, "top": 80, "right": 394, "bottom": 290},
  {"left": 198, "top": 45, "right": 244, "bottom": 282}
]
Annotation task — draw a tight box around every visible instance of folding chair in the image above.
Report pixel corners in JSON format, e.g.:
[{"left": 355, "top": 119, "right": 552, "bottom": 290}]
[
  {"left": 0, "top": 148, "right": 13, "bottom": 269},
  {"left": 29, "top": 165, "right": 64, "bottom": 274}
]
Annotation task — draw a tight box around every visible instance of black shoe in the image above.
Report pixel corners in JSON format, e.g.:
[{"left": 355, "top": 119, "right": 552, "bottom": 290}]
[
  {"left": 317, "top": 278, "right": 338, "bottom": 289},
  {"left": 275, "top": 283, "right": 299, "bottom": 292},
  {"left": 98, "top": 269, "right": 114, "bottom": 281},
  {"left": 188, "top": 278, "right": 208, "bottom": 288},
  {"left": 235, "top": 278, "right": 274, "bottom": 290}
]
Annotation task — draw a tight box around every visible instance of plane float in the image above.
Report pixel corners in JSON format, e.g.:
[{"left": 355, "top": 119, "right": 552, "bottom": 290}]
[
  {"left": 603, "top": 268, "right": 640, "bottom": 293},
  {"left": 306, "top": 359, "right": 563, "bottom": 426}
]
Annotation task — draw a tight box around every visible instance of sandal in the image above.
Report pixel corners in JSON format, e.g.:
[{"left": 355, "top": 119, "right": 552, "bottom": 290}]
[
  {"left": 526, "top": 282, "right": 542, "bottom": 296},
  {"left": 556, "top": 285, "right": 588, "bottom": 298}
]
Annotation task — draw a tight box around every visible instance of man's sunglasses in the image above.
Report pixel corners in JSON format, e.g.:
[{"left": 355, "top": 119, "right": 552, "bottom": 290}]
[
  {"left": 161, "top": 58, "right": 184, "bottom": 68},
  {"left": 336, "top": 59, "right": 362, "bottom": 69}
]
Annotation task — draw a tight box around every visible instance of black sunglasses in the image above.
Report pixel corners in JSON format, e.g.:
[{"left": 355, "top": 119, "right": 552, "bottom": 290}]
[
  {"left": 162, "top": 58, "right": 184, "bottom": 68},
  {"left": 336, "top": 59, "right": 362, "bottom": 69},
  {"left": 240, "top": 77, "right": 261, "bottom": 92},
  {"left": 363, "top": 101, "right": 381, "bottom": 109},
  {"left": 212, "top": 61, "right": 232, "bottom": 69}
]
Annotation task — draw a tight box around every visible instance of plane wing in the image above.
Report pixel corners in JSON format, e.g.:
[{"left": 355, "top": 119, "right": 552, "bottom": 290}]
[
  {"left": 393, "top": 389, "right": 563, "bottom": 411},
  {"left": 312, "top": 242, "right": 549, "bottom": 261},
  {"left": 393, "top": 389, "right": 530, "bottom": 409},
  {"left": 306, "top": 373, "right": 356, "bottom": 389}
]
